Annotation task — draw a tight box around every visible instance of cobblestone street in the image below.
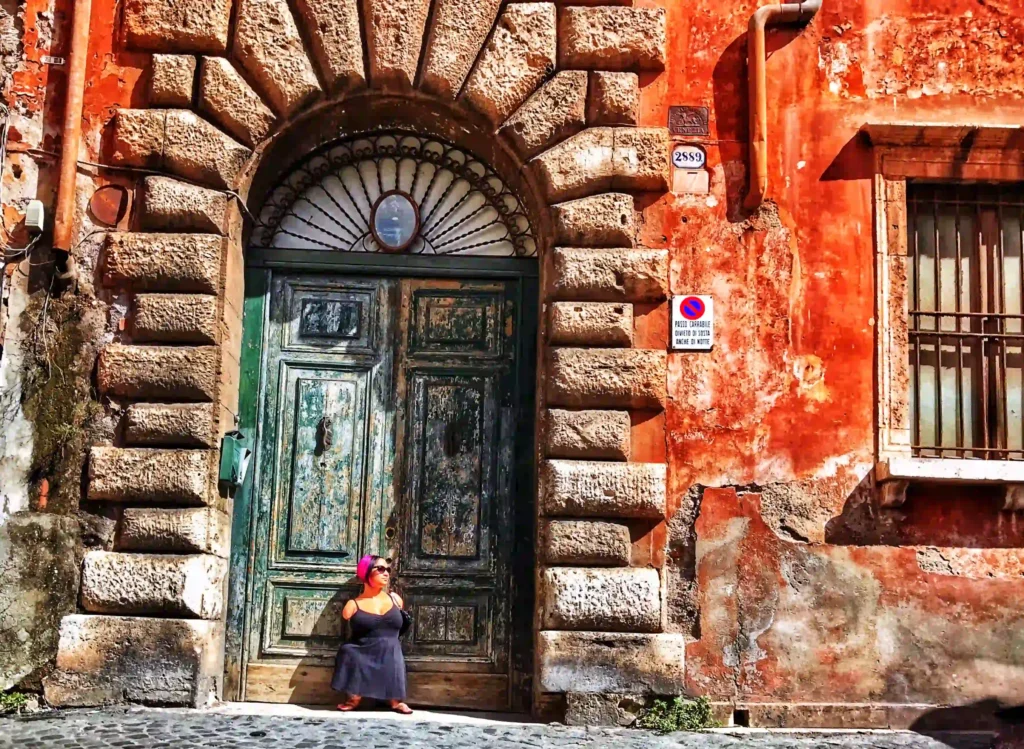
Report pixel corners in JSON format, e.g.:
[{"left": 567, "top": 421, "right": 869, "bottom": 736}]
[{"left": 0, "top": 707, "right": 1004, "bottom": 749}]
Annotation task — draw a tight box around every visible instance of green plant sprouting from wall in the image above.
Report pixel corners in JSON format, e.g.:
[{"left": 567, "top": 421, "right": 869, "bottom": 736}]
[
  {"left": 0, "top": 689, "right": 28, "bottom": 713},
  {"left": 635, "top": 696, "right": 719, "bottom": 733}
]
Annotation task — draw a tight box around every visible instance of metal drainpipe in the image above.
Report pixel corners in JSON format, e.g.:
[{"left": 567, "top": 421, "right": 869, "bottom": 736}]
[
  {"left": 744, "top": 0, "right": 822, "bottom": 211},
  {"left": 52, "top": 0, "right": 93, "bottom": 281}
]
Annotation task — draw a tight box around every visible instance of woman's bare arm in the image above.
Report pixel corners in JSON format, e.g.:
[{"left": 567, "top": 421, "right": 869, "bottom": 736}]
[{"left": 341, "top": 599, "right": 358, "bottom": 620}]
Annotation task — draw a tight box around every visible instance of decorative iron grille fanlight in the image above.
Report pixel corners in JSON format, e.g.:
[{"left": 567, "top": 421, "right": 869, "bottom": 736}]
[{"left": 254, "top": 132, "right": 537, "bottom": 257}]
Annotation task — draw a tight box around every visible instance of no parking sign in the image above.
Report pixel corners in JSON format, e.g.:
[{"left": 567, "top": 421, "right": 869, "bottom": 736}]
[{"left": 670, "top": 295, "right": 714, "bottom": 351}]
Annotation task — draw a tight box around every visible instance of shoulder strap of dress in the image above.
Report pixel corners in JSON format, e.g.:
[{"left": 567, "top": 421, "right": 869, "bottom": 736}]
[{"left": 388, "top": 592, "right": 400, "bottom": 608}]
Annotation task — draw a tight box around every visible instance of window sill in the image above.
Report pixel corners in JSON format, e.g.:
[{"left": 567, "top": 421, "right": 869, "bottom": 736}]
[{"left": 876, "top": 457, "right": 1024, "bottom": 510}]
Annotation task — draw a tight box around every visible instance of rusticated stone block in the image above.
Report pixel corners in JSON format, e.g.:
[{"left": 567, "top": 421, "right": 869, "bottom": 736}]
[
  {"left": 125, "top": 403, "right": 217, "bottom": 448},
  {"left": 540, "top": 459, "right": 666, "bottom": 518},
  {"left": 549, "top": 301, "right": 632, "bottom": 347},
  {"left": 499, "top": 71, "right": 587, "bottom": 159},
  {"left": 566, "top": 693, "right": 646, "bottom": 727},
  {"left": 199, "top": 57, "right": 276, "bottom": 147},
  {"left": 611, "top": 128, "right": 669, "bottom": 192},
  {"left": 538, "top": 630, "right": 686, "bottom": 694},
  {"left": 120, "top": 508, "right": 230, "bottom": 557},
  {"left": 532, "top": 127, "right": 613, "bottom": 201},
  {"left": 588, "top": 72, "right": 639, "bottom": 126},
  {"left": 548, "top": 348, "right": 666, "bottom": 409},
  {"left": 44, "top": 615, "right": 224, "bottom": 707},
  {"left": 552, "top": 194, "right": 636, "bottom": 248},
  {"left": 363, "top": 0, "right": 432, "bottom": 90},
  {"left": 88, "top": 447, "right": 218, "bottom": 505},
  {"left": 559, "top": 7, "right": 666, "bottom": 70},
  {"left": 293, "top": 0, "right": 365, "bottom": 91},
  {"left": 81, "top": 551, "right": 226, "bottom": 619},
  {"left": 234, "top": 0, "right": 321, "bottom": 116},
  {"left": 111, "top": 109, "right": 165, "bottom": 169},
  {"left": 543, "top": 520, "right": 631, "bottom": 566},
  {"left": 150, "top": 55, "right": 196, "bottom": 107},
  {"left": 97, "top": 344, "right": 218, "bottom": 401},
  {"left": 140, "top": 177, "right": 230, "bottom": 235},
  {"left": 532, "top": 127, "right": 668, "bottom": 200},
  {"left": 124, "top": 0, "right": 232, "bottom": 54},
  {"left": 543, "top": 567, "right": 661, "bottom": 632},
  {"left": 421, "top": 0, "right": 502, "bottom": 100},
  {"left": 546, "top": 408, "right": 630, "bottom": 460},
  {"left": 462, "top": 3, "right": 557, "bottom": 126},
  {"left": 133, "top": 294, "right": 219, "bottom": 344},
  {"left": 549, "top": 248, "right": 667, "bottom": 302},
  {"left": 164, "top": 110, "right": 251, "bottom": 189},
  {"left": 112, "top": 110, "right": 251, "bottom": 189},
  {"left": 103, "top": 233, "right": 225, "bottom": 293}
]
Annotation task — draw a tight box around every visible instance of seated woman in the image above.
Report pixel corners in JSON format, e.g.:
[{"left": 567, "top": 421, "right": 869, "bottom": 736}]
[{"left": 331, "top": 555, "right": 412, "bottom": 714}]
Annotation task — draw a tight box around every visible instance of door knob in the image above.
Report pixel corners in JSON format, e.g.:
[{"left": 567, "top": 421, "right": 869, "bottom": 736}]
[
  {"left": 316, "top": 415, "right": 334, "bottom": 454},
  {"left": 384, "top": 526, "right": 396, "bottom": 541}
]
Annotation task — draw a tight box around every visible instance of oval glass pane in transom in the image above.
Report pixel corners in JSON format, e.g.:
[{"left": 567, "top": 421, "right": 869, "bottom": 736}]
[
  {"left": 372, "top": 192, "right": 418, "bottom": 251},
  {"left": 254, "top": 132, "right": 537, "bottom": 257}
]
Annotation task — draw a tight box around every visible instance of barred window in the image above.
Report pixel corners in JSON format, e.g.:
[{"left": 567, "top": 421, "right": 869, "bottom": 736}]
[{"left": 908, "top": 184, "right": 1024, "bottom": 459}]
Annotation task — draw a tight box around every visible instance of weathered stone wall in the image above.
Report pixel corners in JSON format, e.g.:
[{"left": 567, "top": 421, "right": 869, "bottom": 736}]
[{"left": 0, "top": 0, "right": 1021, "bottom": 728}]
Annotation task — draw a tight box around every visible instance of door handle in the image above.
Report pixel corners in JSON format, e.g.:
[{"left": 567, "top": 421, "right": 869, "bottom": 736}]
[{"left": 316, "top": 415, "right": 334, "bottom": 454}]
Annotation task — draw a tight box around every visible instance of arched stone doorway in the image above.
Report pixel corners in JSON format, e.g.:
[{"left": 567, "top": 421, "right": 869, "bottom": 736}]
[
  {"left": 46, "top": 0, "right": 675, "bottom": 714},
  {"left": 230, "top": 123, "right": 542, "bottom": 710}
]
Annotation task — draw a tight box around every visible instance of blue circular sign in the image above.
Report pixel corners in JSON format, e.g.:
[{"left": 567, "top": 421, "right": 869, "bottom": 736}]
[{"left": 680, "top": 296, "right": 705, "bottom": 320}]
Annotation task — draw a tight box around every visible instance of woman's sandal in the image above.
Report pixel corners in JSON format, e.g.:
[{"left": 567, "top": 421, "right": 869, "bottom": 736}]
[
  {"left": 390, "top": 701, "right": 413, "bottom": 715},
  {"left": 337, "top": 696, "right": 361, "bottom": 711}
]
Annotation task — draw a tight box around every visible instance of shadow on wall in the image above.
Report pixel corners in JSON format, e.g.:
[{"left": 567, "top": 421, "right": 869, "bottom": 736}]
[
  {"left": 911, "top": 700, "right": 1024, "bottom": 745},
  {"left": 825, "top": 472, "right": 1024, "bottom": 549}
]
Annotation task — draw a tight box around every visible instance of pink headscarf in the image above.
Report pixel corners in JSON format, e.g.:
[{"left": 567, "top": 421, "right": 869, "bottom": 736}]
[{"left": 356, "top": 554, "right": 376, "bottom": 582}]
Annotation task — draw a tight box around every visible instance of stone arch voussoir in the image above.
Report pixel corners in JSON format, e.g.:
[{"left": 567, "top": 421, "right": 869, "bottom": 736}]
[{"left": 45, "top": 0, "right": 684, "bottom": 709}]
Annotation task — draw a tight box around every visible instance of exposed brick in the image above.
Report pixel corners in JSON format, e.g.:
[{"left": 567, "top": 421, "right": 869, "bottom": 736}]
[
  {"left": 133, "top": 294, "right": 219, "bottom": 344},
  {"left": 461, "top": 3, "right": 557, "bottom": 125},
  {"left": 102, "top": 233, "right": 225, "bottom": 293},
  {"left": 540, "top": 459, "right": 666, "bottom": 519},
  {"left": 559, "top": 7, "right": 666, "bottom": 70},
  {"left": 542, "top": 567, "right": 661, "bottom": 632},
  {"left": 549, "top": 301, "right": 632, "bottom": 346},
  {"left": 97, "top": 344, "right": 219, "bottom": 401},
  {"left": 87, "top": 447, "right": 218, "bottom": 505},
  {"left": 549, "top": 247, "right": 668, "bottom": 302}
]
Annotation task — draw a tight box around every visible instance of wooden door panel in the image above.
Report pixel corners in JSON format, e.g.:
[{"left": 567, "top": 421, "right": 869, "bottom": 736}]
[
  {"left": 405, "top": 373, "right": 498, "bottom": 569},
  {"left": 275, "top": 366, "right": 369, "bottom": 562},
  {"left": 261, "top": 580, "right": 358, "bottom": 656},
  {"left": 409, "top": 289, "right": 505, "bottom": 357},
  {"left": 281, "top": 278, "right": 380, "bottom": 354}
]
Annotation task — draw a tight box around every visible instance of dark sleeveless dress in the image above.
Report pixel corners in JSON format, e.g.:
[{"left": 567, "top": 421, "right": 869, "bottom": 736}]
[{"left": 331, "top": 601, "right": 407, "bottom": 700}]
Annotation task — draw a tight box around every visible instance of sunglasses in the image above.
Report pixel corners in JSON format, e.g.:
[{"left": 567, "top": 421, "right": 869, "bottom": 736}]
[{"left": 370, "top": 565, "right": 391, "bottom": 574}]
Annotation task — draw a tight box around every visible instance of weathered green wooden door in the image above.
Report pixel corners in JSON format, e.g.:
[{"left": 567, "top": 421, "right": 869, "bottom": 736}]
[{"left": 240, "top": 272, "right": 530, "bottom": 710}]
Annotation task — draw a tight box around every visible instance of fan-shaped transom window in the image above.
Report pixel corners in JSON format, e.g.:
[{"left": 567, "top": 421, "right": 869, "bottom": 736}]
[{"left": 254, "top": 133, "right": 537, "bottom": 258}]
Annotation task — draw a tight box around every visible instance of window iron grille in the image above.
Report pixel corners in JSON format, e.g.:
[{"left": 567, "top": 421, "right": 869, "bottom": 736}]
[
  {"left": 253, "top": 132, "right": 537, "bottom": 258},
  {"left": 908, "top": 183, "right": 1024, "bottom": 459}
]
